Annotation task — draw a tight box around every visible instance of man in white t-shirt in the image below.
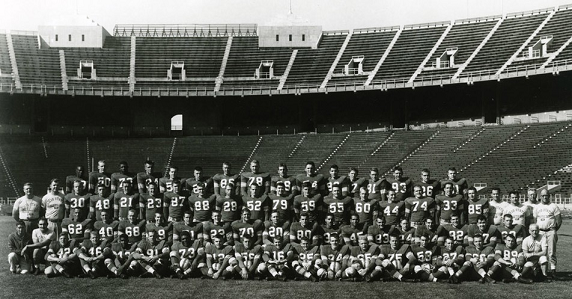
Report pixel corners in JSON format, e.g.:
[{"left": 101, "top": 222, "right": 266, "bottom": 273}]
[
  {"left": 12, "top": 182, "right": 42, "bottom": 235},
  {"left": 488, "top": 187, "right": 506, "bottom": 226},
  {"left": 25, "top": 218, "right": 56, "bottom": 275},
  {"left": 42, "top": 179, "right": 66, "bottom": 238},
  {"left": 533, "top": 189, "right": 561, "bottom": 280},
  {"left": 522, "top": 224, "right": 548, "bottom": 281}
]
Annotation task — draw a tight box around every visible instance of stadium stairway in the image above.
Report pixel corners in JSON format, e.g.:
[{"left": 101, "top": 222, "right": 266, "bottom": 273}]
[
  {"left": 322, "top": 131, "right": 392, "bottom": 174},
  {"left": 5, "top": 33, "right": 22, "bottom": 89},
  {"left": 408, "top": 22, "right": 453, "bottom": 83},
  {"left": 0, "top": 33, "right": 15, "bottom": 86},
  {"left": 320, "top": 30, "right": 353, "bottom": 88},
  {"left": 59, "top": 50, "right": 68, "bottom": 90},
  {"left": 285, "top": 134, "right": 347, "bottom": 174},
  {"left": 278, "top": 50, "right": 298, "bottom": 90}
]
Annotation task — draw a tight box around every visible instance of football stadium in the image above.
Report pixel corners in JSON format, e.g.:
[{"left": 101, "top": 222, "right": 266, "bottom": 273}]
[{"left": 1, "top": 0, "right": 572, "bottom": 298}]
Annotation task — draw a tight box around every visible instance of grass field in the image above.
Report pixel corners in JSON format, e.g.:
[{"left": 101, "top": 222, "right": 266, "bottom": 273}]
[{"left": 1, "top": 216, "right": 571, "bottom": 299}]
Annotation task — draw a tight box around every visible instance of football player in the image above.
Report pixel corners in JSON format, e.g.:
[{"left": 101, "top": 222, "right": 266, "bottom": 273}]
[
  {"left": 133, "top": 230, "right": 170, "bottom": 278},
  {"left": 188, "top": 182, "right": 217, "bottom": 223},
  {"left": 205, "top": 233, "right": 235, "bottom": 279},
  {"left": 65, "top": 165, "right": 87, "bottom": 194},
  {"left": 439, "top": 167, "right": 468, "bottom": 196},
  {"left": 435, "top": 214, "right": 468, "bottom": 246},
  {"left": 497, "top": 214, "right": 526, "bottom": 245},
  {"left": 466, "top": 215, "right": 500, "bottom": 248},
  {"left": 260, "top": 235, "right": 294, "bottom": 280},
  {"left": 231, "top": 208, "right": 264, "bottom": 245},
  {"left": 268, "top": 182, "right": 295, "bottom": 226},
  {"left": 293, "top": 181, "right": 322, "bottom": 223},
  {"left": 139, "top": 182, "right": 164, "bottom": 222},
  {"left": 76, "top": 231, "right": 109, "bottom": 278},
  {"left": 173, "top": 211, "right": 203, "bottom": 243},
  {"left": 240, "top": 160, "right": 271, "bottom": 196},
  {"left": 290, "top": 213, "right": 322, "bottom": 245},
  {"left": 61, "top": 207, "right": 92, "bottom": 241},
  {"left": 185, "top": 166, "right": 213, "bottom": 195},
  {"left": 104, "top": 233, "right": 136, "bottom": 278},
  {"left": 341, "top": 213, "right": 363, "bottom": 246},
  {"left": 466, "top": 187, "right": 489, "bottom": 224},
  {"left": 145, "top": 212, "right": 174, "bottom": 244},
  {"left": 93, "top": 211, "right": 119, "bottom": 242},
  {"left": 113, "top": 179, "right": 139, "bottom": 221},
  {"left": 367, "top": 215, "right": 392, "bottom": 246},
  {"left": 417, "top": 169, "right": 440, "bottom": 199},
  {"left": 136, "top": 160, "right": 161, "bottom": 195},
  {"left": 216, "top": 183, "right": 242, "bottom": 226},
  {"left": 263, "top": 211, "right": 290, "bottom": 246},
  {"left": 213, "top": 162, "right": 240, "bottom": 197},
  {"left": 110, "top": 161, "right": 135, "bottom": 193},
  {"left": 118, "top": 209, "right": 146, "bottom": 245},
  {"left": 203, "top": 210, "right": 231, "bottom": 245},
  {"left": 458, "top": 234, "right": 496, "bottom": 283},
  {"left": 386, "top": 166, "right": 412, "bottom": 202},
  {"left": 89, "top": 184, "right": 113, "bottom": 221},
  {"left": 493, "top": 233, "right": 532, "bottom": 283},
  {"left": 326, "top": 164, "right": 350, "bottom": 196},
  {"left": 242, "top": 184, "right": 270, "bottom": 222},
  {"left": 406, "top": 233, "right": 444, "bottom": 282},
  {"left": 159, "top": 166, "right": 183, "bottom": 194},
  {"left": 404, "top": 185, "right": 435, "bottom": 228},
  {"left": 319, "top": 213, "right": 340, "bottom": 246},
  {"left": 63, "top": 178, "right": 90, "bottom": 215},
  {"left": 438, "top": 236, "right": 465, "bottom": 283},
  {"left": 44, "top": 232, "right": 78, "bottom": 278},
  {"left": 352, "top": 187, "right": 378, "bottom": 228},
  {"left": 323, "top": 185, "right": 352, "bottom": 225},
  {"left": 435, "top": 182, "right": 465, "bottom": 225},
  {"left": 344, "top": 235, "right": 379, "bottom": 281},
  {"left": 376, "top": 233, "right": 412, "bottom": 282},
  {"left": 378, "top": 189, "right": 404, "bottom": 227},
  {"left": 347, "top": 167, "right": 367, "bottom": 198},
  {"left": 365, "top": 167, "right": 389, "bottom": 201},
  {"left": 318, "top": 233, "right": 349, "bottom": 280},
  {"left": 296, "top": 161, "right": 327, "bottom": 196},
  {"left": 88, "top": 160, "right": 111, "bottom": 194},
  {"left": 170, "top": 230, "right": 205, "bottom": 279},
  {"left": 291, "top": 237, "right": 320, "bottom": 282},
  {"left": 414, "top": 217, "right": 438, "bottom": 245},
  {"left": 271, "top": 163, "right": 298, "bottom": 196},
  {"left": 163, "top": 180, "right": 188, "bottom": 222}
]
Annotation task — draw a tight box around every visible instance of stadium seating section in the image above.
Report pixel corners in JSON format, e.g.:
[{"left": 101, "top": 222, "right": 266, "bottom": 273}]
[
  {"left": 2, "top": 6, "right": 572, "bottom": 92},
  {"left": 1, "top": 121, "right": 571, "bottom": 200}
]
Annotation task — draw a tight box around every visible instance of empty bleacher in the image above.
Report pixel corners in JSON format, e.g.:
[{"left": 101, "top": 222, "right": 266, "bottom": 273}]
[
  {"left": 135, "top": 37, "right": 227, "bottom": 82},
  {"left": 328, "top": 29, "right": 398, "bottom": 86},
  {"left": 222, "top": 36, "right": 293, "bottom": 90},
  {"left": 417, "top": 19, "right": 498, "bottom": 80},
  {"left": 170, "top": 136, "right": 259, "bottom": 178},
  {"left": 323, "top": 131, "right": 393, "bottom": 173},
  {"left": 248, "top": 135, "right": 301, "bottom": 169},
  {"left": 372, "top": 24, "right": 447, "bottom": 82},
  {"left": 461, "top": 122, "right": 572, "bottom": 192},
  {"left": 509, "top": 7, "right": 572, "bottom": 69},
  {"left": 284, "top": 133, "right": 347, "bottom": 174},
  {"left": 61, "top": 36, "right": 131, "bottom": 90},
  {"left": 283, "top": 34, "right": 346, "bottom": 88},
  {"left": 462, "top": 11, "right": 548, "bottom": 75},
  {"left": 11, "top": 34, "right": 62, "bottom": 88}
]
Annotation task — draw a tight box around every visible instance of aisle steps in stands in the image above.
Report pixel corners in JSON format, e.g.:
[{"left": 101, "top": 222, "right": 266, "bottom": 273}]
[
  {"left": 0, "top": 144, "right": 19, "bottom": 197},
  {"left": 317, "top": 134, "right": 350, "bottom": 171},
  {"left": 365, "top": 28, "right": 402, "bottom": 86},
  {"left": 278, "top": 50, "right": 298, "bottom": 91},
  {"left": 320, "top": 30, "right": 353, "bottom": 89},
  {"left": 497, "top": 9, "right": 556, "bottom": 76},
  {"left": 240, "top": 136, "right": 263, "bottom": 174},
  {"left": 453, "top": 128, "right": 486, "bottom": 152},
  {"left": 5, "top": 32, "right": 21, "bottom": 89},
  {"left": 453, "top": 18, "right": 504, "bottom": 79},
  {"left": 288, "top": 135, "right": 305, "bottom": 158},
  {"left": 59, "top": 50, "right": 68, "bottom": 91},
  {"left": 215, "top": 36, "right": 233, "bottom": 92},
  {"left": 129, "top": 36, "right": 136, "bottom": 92},
  {"left": 166, "top": 137, "right": 177, "bottom": 170},
  {"left": 541, "top": 34, "right": 572, "bottom": 68}
]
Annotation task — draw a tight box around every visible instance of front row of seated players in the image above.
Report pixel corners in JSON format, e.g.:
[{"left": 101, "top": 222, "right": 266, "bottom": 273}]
[{"left": 8, "top": 209, "right": 551, "bottom": 283}]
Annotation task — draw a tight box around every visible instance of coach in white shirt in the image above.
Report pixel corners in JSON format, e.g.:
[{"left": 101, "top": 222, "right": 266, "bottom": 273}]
[{"left": 533, "top": 189, "right": 561, "bottom": 279}]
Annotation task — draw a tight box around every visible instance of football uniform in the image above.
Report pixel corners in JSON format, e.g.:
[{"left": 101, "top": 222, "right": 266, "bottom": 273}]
[
  {"left": 241, "top": 172, "right": 271, "bottom": 195},
  {"left": 417, "top": 180, "right": 440, "bottom": 199},
  {"left": 326, "top": 175, "right": 350, "bottom": 196},
  {"left": 464, "top": 245, "right": 495, "bottom": 269},
  {"left": 439, "top": 178, "right": 469, "bottom": 196},
  {"left": 497, "top": 224, "right": 526, "bottom": 244},
  {"left": 159, "top": 177, "right": 183, "bottom": 194},
  {"left": 88, "top": 171, "right": 111, "bottom": 194},
  {"left": 184, "top": 176, "right": 213, "bottom": 195},
  {"left": 289, "top": 221, "right": 319, "bottom": 243},
  {"left": 212, "top": 173, "right": 240, "bottom": 196},
  {"left": 410, "top": 244, "right": 440, "bottom": 265},
  {"left": 61, "top": 217, "right": 92, "bottom": 240},
  {"left": 188, "top": 194, "right": 217, "bottom": 222},
  {"left": 436, "top": 224, "right": 468, "bottom": 246},
  {"left": 348, "top": 177, "right": 367, "bottom": 198},
  {"left": 438, "top": 245, "right": 465, "bottom": 267},
  {"left": 323, "top": 196, "right": 353, "bottom": 224},
  {"left": 118, "top": 220, "right": 146, "bottom": 244},
  {"left": 110, "top": 172, "right": 135, "bottom": 193},
  {"left": 321, "top": 225, "right": 341, "bottom": 245},
  {"left": 171, "top": 239, "right": 203, "bottom": 262},
  {"left": 263, "top": 221, "right": 290, "bottom": 244},
  {"left": 353, "top": 197, "right": 378, "bottom": 225},
  {"left": 271, "top": 175, "right": 298, "bottom": 195},
  {"left": 367, "top": 225, "right": 393, "bottom": 246},
  {"left": 113, "top": 191, "right": 140, "bottom": 219},
  {"left": 173, "top": 222, "right": 203, "bottom": 242},
  {"left": 293, "top": 194, "right": 322, "bottom": 223},
  {"left": 364, "top": 178, "right": 390, "bottom": 200},
  {"left": 404, "top": 196, "right": 435, "bottom": 225},
  {"left": 164, "top": 191, "right": 189, "bottom": 221},
  {"left": 349, "top": 244, "right": 379, "bottom": 269},
  {"left": 203, "top": 221, "right": 231, "bottom": 244},
  {"left": 93, "top": 220, "right": 119, "bottom": 241},
  {"left": 234, "top": 242, "right": 262, "bottom": 269},
  {"left": 466, "top": 224, "right": 500, "bottom": 247},
  {"left": 136, "top": 171, "right": 161, "bottom": 194},
  {"left": 494, "top": 243, "right": 523, "bottom": 267},
  {"left": 394, "top": 226, "right": 415, "bottom": 244},
  {"left": 386, "top": 177, "right": 413, "bottom": 202},
  {"left": 414, "top": 225, "right": 437, "bottom": 244},
  {"left": 292, "top": 243, "right": 320, "bottom": 265},
  {"left": 435, "top": 194, "right": 464, "bottom": 223},
  {"left": 320, "top": 244, "right": 350, "bottom": 266},
  {"left": 242, "top": 194, "right": 270, "bottom": 221},
  {"left": 90, "top": 194, "right": 113, "bottom": 221},
  {"left": 268, "top": 193, "right": 295, "bottom": 224},
  {"left": 341, "top": 224, "right": 362, "bottom": 246},
  {"left": 378, "top": 201, "right": 404, "bottom": 227},
  {"left": 64, "top": 192, "right": 92, "bottom": 218},
  {"left": 466, "top": 198, "right": 490, "bottom": 224},
  {"left": 206, "top": 243, "right": 234, "bottom": 270},
  {"left": 216, "top": 195, "right": 242, "bottom": 223},
  {"left": 145, "top": 223, "right": 173, "bottom": 242},
  {"left": 139, "top": 193, "right": 164, "bottom": 222},
  {"left": 296, "top": 173, "right": 327, "bottom": 196},
  {"left": 232, "top": 220, "right": 263, "bottom": 242},
  {"left": 378, "top": 244, "right": 411, "bottom": 270}
]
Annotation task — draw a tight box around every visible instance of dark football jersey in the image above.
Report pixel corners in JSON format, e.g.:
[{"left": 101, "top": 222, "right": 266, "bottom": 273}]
[
  {"left": 466, "top": 198, "right": 490, "bottom": 224},
  {"left": 216, "top": 195, "right": 242, "bottom": 222},
  {"left": 188, "top": 194, "right": 217, "bottom": 221},
  {"left": 378, "top": 201, "right": 404, "bottom": 226},
  {"left": 386, "top": 177, "right": 413, "bottom": 202},
  {"left": 113, "top": 191, "right": 140, "bottom": 219},
  {"left": 435, "top": 194, "right": 464, "bottom": 221},
  {"left": 416, "top": 180, "right": 440, "bottom": 199}
]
